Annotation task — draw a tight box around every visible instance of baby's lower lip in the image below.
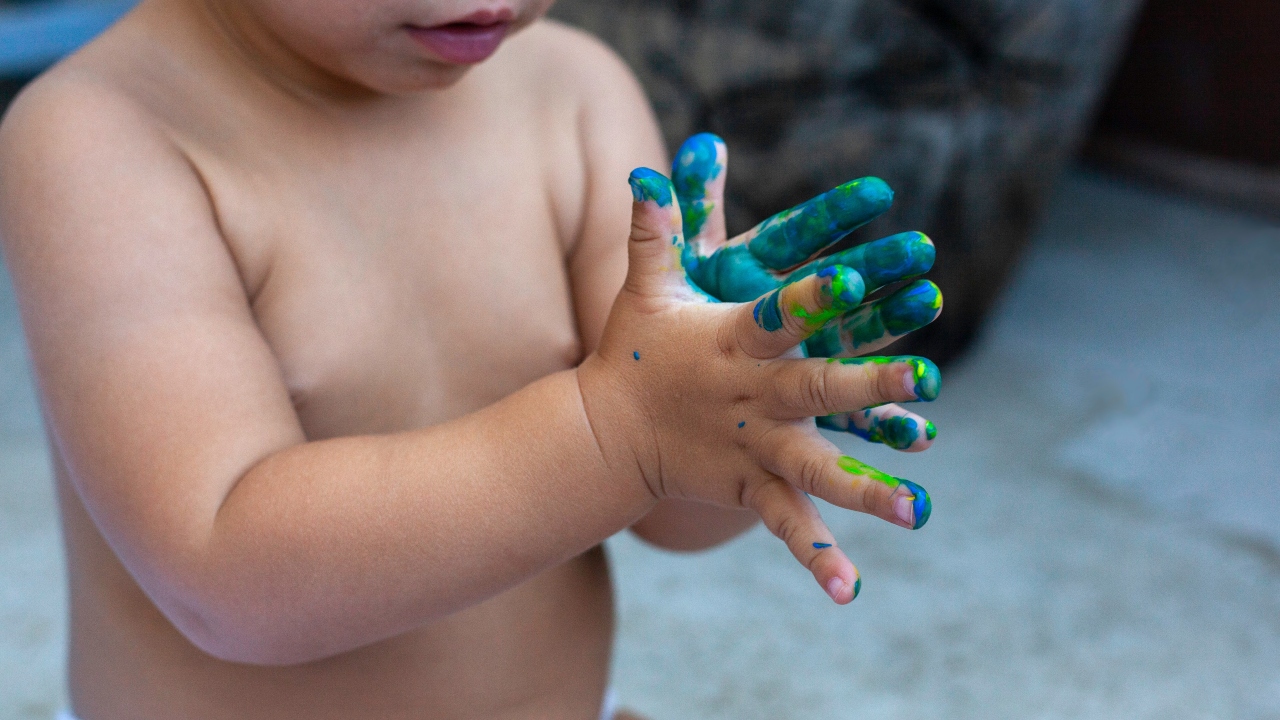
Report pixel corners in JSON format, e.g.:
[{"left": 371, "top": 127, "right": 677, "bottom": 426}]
[{"left": 406, "top": 22, "right": 510, "bottom": 65}]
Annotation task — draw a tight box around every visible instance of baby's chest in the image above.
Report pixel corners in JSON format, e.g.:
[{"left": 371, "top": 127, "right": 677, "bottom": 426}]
[{"left": 244, "top": 192, "right": 583, "bottom": 440}]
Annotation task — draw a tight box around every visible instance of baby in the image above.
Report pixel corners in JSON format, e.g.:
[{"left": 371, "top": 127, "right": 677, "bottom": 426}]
[{"left": 0, "top": 1, "right": 942, "bottom": 718}]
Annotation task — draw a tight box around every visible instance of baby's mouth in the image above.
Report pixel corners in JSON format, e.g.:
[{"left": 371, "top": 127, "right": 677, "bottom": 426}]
[{"left": 406, "top": 14, "right": 512, "bottom": 65}]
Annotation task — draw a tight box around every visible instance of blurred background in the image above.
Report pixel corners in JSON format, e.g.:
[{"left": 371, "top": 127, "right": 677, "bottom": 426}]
[{"left": 1, "top": 1, "right": 1278, "bottom": 718}]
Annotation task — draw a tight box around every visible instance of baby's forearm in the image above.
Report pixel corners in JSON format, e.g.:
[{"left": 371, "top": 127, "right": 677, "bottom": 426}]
[{"left": 183, "top": 369, "right": 655, "bottom": 665}]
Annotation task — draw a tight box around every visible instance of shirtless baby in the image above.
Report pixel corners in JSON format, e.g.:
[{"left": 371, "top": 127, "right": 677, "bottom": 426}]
[{"left": 0, "top": 1, "right": 943, "bottom": 718}]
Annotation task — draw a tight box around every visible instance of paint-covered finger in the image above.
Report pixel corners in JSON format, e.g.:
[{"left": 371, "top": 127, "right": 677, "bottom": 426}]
[
  {"left": 745, "top": 479, "right": 861, "bottom": 604},
  {"left": 671, "top": 133, "right": 728, "bottom": 248},
  {"left": 764, "top": 354, "right": 930, "bottom": 420},
  {"left": 817, "top": 403, "right": 938, "bottom": 452},
  {"left": 734, "top": 265, "right": 865, "bottom": 359},
  {"left": 759, "top": 430, "right": 932, "bottom": 530},
  {"left": 745, "top": 177, "right": 893, "bottom": 271},
  {"left": 790, "top": 231, "right": 935, "bottom": 295},
  {"left": 624, "top": 168, "right": 689, "bottom": 298},
  {"left": 805, "top": 279, "right": 943, "bottom": 358}
]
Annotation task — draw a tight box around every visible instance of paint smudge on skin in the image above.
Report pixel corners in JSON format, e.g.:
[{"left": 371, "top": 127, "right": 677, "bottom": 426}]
[
  {"left": 753, "top": 288, "right": 785, "bottom": 331},
  {"left": 754, "top": 265, "right": 865, "bottom": 333},
  {"left": 805, "top": 280, "right": 943, "bottom": 357},
  {"left": 789, "top": 265, "right": 866, "bottom": 329},
  {"left": 738, "top": 421, "right": 746, "bottom": 428},
  {"left": 827, "top": 355, "right": 941, "bottom": 401},
  {"left": 628, "top": 168, "right": 673, "bottom": 207},
  {"left": 746, "top": 178, "right": 893, "bottom": 270},
  {"left": 836, "top": 455, "right": 932, "bottom": 529},
  {"left": 812, "top": 542, "right": 832, "bottom": 549},
  {"left": 817, "top": 410, "right": 937, "bottom": 450},
  {"left": 791, "top": 231, "right": 935, "bottom": 291},
  {"left": 633, "top": 351, "right": 640, "bottom": 361},
  {"left": 672, "top": 133, "right": 722, "bottom": 240},
  {"left": 670, "top": 133, "right": 927, "bottom": 309}
]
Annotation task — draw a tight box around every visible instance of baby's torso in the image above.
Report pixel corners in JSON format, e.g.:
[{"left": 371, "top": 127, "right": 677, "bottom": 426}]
[{"left": 59, "top": 17, "right": 616, "bottom": 720}]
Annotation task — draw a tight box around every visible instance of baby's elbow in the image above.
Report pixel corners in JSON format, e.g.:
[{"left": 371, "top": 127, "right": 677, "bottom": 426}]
[{"left": 162, "top": 588, "right": 325, "bottom": 666}]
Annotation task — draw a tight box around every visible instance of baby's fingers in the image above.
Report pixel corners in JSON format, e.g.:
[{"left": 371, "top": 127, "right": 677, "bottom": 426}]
[
  {"left": 733, "top": 265, "right": 865, "bottom": 358},
  {"left": 817, "top": 403, "right": 938, "bottom": 452},
  {"left": 764, "top": 354, "right": 934, "bottom": 420},
  {"left": 760, "top": 428, "right": 932, "bottom": 531},
  {"left": 745, "top": 479, "right": 861, "bottom": 604},
  {"left": 624, "top": 168, "right": 688, "bottom": 298},
  {"left": 806, "top": 279, "right": 943, "bottom": 358}
]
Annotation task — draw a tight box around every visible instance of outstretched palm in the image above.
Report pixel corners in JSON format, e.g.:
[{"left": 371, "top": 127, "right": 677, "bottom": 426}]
[{"left": 671, "top": 133, "right": 944, "bottom": 451}]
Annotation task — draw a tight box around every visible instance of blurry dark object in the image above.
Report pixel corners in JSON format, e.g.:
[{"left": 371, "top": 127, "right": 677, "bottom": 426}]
[
  {"left": 1088, "top": 0, "right": 1280, "bottom": 216},
  {"left": 551, "top": 0, "right": 1143, "bottom": 364}
]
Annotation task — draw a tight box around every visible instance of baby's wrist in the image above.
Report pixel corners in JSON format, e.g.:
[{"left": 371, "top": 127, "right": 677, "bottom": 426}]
[{"left": 573, "top": 354, "right": 660, "bottom": 505}]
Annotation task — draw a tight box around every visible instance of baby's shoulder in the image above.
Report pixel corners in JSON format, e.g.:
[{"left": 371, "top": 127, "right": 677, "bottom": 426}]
[{"left": 0, "top": 51, "right": 175, "bottom": 187}]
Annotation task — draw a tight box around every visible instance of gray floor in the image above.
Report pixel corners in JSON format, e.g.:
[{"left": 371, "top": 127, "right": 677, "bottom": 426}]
[{"left": 2, "top": 170, "right": 1279, "bottom": 719}]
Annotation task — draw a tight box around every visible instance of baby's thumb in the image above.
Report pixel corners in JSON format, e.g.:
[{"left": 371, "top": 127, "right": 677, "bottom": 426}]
[{"left": 624, "top": 168, "right": 686, "bottom": 298}]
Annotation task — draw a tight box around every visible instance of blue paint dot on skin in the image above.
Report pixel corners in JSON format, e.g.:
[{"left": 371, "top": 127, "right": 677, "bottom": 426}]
[
  {"left": 812, "top": 542, "right": 833, "bottom": 549},
  {"left": 633, "top": 351, "right": 640, "bottom": 360},
  {"left": 738, "top": 421, "right": 746, "bottom": 428}
]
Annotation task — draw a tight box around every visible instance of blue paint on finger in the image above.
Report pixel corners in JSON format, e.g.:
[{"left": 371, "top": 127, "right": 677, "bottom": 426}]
[
  {"left": 812, "top": 542, "right": 833, "bottom": 549},
  {"left": 795, "top": 231, "right": 936, "bottom": 291},
  {"left": 899, "top": 478, "right": 932, "bottom": 529},
  {"left": 746, "top": 177, "right": 893, "bottom": 270},
  {"left": 628, "top": 168, "right": 673, "bottom": 207},
  {"left": 753, "top": 288, "right": 785, "bottom": 331},
  {"left": 738, "top": 421, "right": 746, "bottom": 428},
  {"left": 672, "top": 133, "right": 724, "bottom": 240},
  {"left": 633, "top": 351, "right": 640, "bottom": 361},
  {"left": 880, "top": 279, "right": 943, "bottom": 336}
]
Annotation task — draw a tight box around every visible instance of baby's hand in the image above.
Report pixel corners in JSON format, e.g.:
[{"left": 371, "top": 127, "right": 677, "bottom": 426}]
[
  {"left": 578, "top": 169, "right": 934, "bottom": 605},
  {"left": 671, "top": 133, "right": 943, "bottom": 452}
]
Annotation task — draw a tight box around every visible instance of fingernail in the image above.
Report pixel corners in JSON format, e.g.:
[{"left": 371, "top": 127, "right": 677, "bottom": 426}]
[
  {"left": 892, "top": 479, "right": 932, "bottom": 529},
  {"left": 852, "top": 576, "right": 862, "bottom": 600},
  {"left": 902, "top": 368, "right": 919, "bottom": 397},
  {"left": 901, "top": 357, "right": 941, "bottom": 401},
  {"left": 826, "top": 576, "right": 844, "bottom": 602},
  {"left": 925, "top": 420, "right": 938, "bottom": 441}
]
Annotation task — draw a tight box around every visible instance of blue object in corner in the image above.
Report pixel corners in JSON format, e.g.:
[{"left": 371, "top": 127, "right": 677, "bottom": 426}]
[{"left": 0, "top": 0, "right": 137, "bottom": 76}]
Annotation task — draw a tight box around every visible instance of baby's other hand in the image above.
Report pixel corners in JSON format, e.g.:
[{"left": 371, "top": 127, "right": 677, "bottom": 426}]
[
  {"left": 671, "top": 133, "right": 943, "bottom": 453},
  {"left": 578, "top": 169, "right": 934, "bottom": 605}
]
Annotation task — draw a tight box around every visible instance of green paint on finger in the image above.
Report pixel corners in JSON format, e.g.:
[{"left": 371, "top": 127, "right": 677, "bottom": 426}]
[
  {"left": 836, "top": 455, "right": 901, "bottom": 488},
  {"left": 828, "top": 355, "right": 941, "bottom": 401},
  {"left": 836, "top": 455, "right": 931, "bottom": 529},
  {"left": 788, "top": 265, "right": 866, "bottom": 329}
]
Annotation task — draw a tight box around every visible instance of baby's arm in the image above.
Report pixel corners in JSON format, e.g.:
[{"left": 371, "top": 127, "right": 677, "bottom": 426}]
[
  {"left": 0, "top": 79, "right": 653, "bottom": 664},
  {"left": 0, "top": 75, "right": 922, "bottom": 666}
]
